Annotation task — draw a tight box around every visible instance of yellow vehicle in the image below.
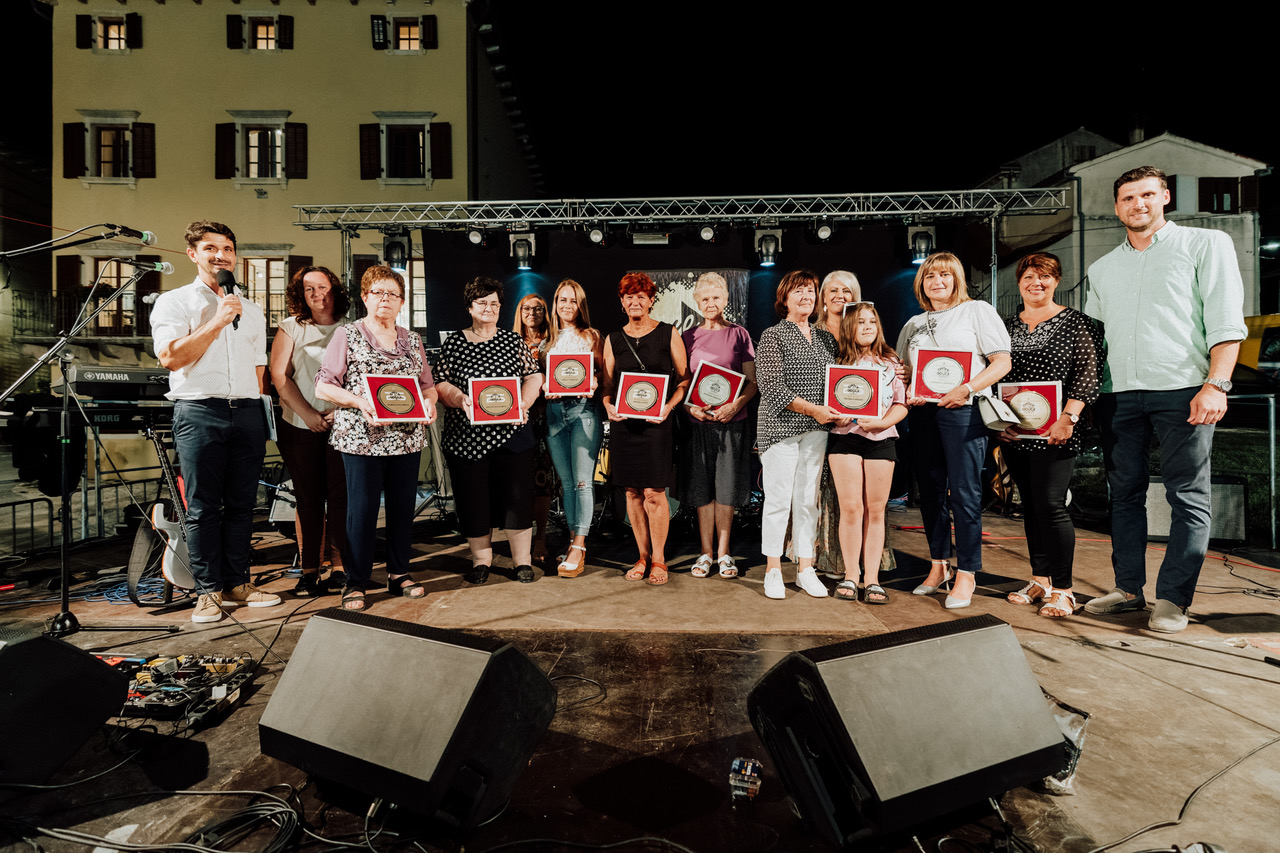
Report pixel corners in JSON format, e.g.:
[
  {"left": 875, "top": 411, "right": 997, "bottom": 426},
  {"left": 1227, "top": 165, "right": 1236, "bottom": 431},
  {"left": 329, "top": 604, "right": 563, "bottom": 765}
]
[{"left": 1241, "top": 314, "right": 1280, "bottom": 382}]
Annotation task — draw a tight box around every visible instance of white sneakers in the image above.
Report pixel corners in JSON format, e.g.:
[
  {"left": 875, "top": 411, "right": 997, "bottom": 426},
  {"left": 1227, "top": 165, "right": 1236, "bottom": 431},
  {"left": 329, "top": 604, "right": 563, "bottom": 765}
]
[{"left": 764, "top": 567, "right": 829, "bottom": 600}]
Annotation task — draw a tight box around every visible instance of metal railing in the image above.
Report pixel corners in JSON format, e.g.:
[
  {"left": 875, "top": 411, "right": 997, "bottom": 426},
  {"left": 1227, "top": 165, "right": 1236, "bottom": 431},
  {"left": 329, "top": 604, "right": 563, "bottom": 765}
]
[
  {"left": 12, "top": 289, "right": 155, "bottom": 338},
  {"left": 0, "top": 497, "right": 55, "bottom": 555}
]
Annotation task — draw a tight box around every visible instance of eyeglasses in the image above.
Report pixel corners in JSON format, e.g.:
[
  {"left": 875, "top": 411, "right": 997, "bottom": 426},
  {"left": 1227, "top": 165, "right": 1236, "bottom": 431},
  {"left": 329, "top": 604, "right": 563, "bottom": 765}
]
[
  {"left": 368, "top": 290, "right": 402, "bottom": 301},
  {"left": 521, "top": 305, "right": 546, "bottom": 314},
  {"left": 472, "top": 300, "right": 501, "bottom": 312}
]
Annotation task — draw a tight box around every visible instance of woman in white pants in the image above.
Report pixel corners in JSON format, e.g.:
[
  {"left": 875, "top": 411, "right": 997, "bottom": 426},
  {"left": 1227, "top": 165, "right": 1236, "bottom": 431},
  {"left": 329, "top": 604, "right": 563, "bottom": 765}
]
[{"left": 755, "top": 270, "right": 849, "bottom": 599}]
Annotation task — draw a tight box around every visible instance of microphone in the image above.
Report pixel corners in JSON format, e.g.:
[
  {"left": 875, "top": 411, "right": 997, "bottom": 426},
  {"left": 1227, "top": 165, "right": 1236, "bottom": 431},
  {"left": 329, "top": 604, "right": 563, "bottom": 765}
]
[
  {"left": 105, "top": 224, "right": 157, "bottom": 246},
  {"left": 142, "top": 293, "right": 161, "bottom": 305},
  {"left": 115, "top": 258, "right": 174, "bottom": 275},
  {"left": 216, "top": 270, "right": 240, "bottom": 330}
]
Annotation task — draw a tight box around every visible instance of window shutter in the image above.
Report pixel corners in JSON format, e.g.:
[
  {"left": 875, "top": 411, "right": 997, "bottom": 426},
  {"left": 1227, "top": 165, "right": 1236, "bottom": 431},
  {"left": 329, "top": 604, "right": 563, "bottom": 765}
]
[
  {"left": 215, "top": 123, "right": 237, "bottom": 179},
  {"left": 359, "top": 123, "right": 382, "bottom": 180},
  {"left": 125, "top": 13, "right": 143, "bottom": 49},
  {"left": 286, "top": 255, "right": 313, "bottom": 292},
  {"left": 1240, "top": 176, "right": 1260, "bottom": 212},
  {"left": 422, "top": 15, "right": 439, "bottom": 49},
  {"left": 131, "top": 123, "right": 156, "bottom": 179},
  {"left": 56, "top": 256, "right": 84, "bottom": 332},
  {"left": 351, "top": 255, "right": 379, "bottom": 318},
  {"left": 76, "top": 15, "right": 93, "bottom": 50},
  {"left": 429, "top": 122, "right": 452, "bottom": 181},
  {"left": 136, "top": 254, "right": 162, "bottom": 330},
  {"left": 285, "top": 123, "right": 308, "bottom": 180},
  {"left": 226, "top": 15, "right": 244, "bottom": 50},
  {"left": 63, "top": 123, "right": 87, "bottom": 179},
  {"left": 278, "top": 15, "right": 294, "bottom": 50},
  {"left": 371, "top": 16, "right": 389, "bottom": 50},
  {"left": 1198, "top": 178, "right": 1212, "bottom": 213}
]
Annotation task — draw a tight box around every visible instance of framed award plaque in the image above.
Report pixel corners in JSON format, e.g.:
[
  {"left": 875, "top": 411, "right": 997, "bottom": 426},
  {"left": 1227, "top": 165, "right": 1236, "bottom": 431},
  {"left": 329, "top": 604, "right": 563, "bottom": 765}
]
[
  {"left": 825, "top": 365, "right": 880, "bottom": 417},
  {"left": 615, "top": 372, "right": 669, "bottom": 419},
  {"left": 685, "top": 361, "right": 745, "bottom": 410},
  {"left": 997, "top": 381, "right": 1062, "bottom": 439},
  {"left": 912, "top": 348, "right": 973, "bottom": 401},
  {"left": 468, "top": 376, "right": 523, "bottom": 425},
  {"left": 546, "top": 352, "right": 594, "bottom": 396},
  {"left": 363, "top": 374, "right": 431, "bottom": 424}
]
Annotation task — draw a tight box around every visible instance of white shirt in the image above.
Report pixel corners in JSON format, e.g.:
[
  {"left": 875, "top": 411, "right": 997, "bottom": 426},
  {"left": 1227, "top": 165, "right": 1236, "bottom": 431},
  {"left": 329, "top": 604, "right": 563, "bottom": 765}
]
[{"left": 150, "top": 279, "right": 267, "bottom": 400}]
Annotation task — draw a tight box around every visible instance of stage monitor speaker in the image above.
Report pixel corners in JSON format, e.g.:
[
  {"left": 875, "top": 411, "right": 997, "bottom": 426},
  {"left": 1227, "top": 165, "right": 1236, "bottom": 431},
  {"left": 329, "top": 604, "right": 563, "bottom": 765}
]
[
  {"left": 258, "top": 608, "right": 557, "bottom": 828},
  {"left": 1145, "top": 475, "right": 1247, "bottom": 544},
  {"left": 747, "top": 615, "right": 1065, "bottom": 847},
  {"left": 0, "top": 628, "right": 128, "bottom": 801}
]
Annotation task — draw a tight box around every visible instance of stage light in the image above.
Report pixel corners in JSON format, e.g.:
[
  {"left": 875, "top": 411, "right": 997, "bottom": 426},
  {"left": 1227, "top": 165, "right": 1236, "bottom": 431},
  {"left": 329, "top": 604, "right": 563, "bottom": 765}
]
[
  {"left": 467, "top": 229, "right": 486, "bottom": 246},
  {"left": 698, "top": 225, "right": 716, "bottom": 243},
  {"left": 382, "top": 232, "right": 410, "bottom": 273},
  {"left": 812, "top": 219, "right": 834, "bottom": 242},
  {"left": 909, "top": 227, "right": 935, "bottom": 264},
  {"left": 509, "top": 232, "right": 536, "bottom": 270},
  {"left": 588, "top": 225, "right": 607, "bottom": 245},
  {"left": 755, "top": 229, "right": 781, "bottom": 267}
]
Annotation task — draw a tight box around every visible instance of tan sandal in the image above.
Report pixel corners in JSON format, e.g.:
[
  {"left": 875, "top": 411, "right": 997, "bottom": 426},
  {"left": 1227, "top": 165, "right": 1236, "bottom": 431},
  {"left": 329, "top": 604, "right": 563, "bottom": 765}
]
[
  {"left": 557, "top": 544, "right": 587, "bottom": 578},
  {"left": 646, "top": 562, "right": 669, "bottom": 586},
  {"left": 1039, "top": 590, "right": 1076, "bottom": 618},
  {"left": 625, "top": 559, "right": 648, "bottom": 581},
  {"left": 1008, "top": 579, "right": 1051, "bottom": 605}
]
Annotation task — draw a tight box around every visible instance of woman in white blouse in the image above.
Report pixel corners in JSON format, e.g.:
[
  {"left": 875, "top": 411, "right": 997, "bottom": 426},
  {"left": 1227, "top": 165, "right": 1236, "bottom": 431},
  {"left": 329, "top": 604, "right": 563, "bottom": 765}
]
[
  {"left": 543, "top": 279, "right": 605, "bottom": 577},
  {"left": 895, "top": 252, "right": 1011, "bottom": 609}
]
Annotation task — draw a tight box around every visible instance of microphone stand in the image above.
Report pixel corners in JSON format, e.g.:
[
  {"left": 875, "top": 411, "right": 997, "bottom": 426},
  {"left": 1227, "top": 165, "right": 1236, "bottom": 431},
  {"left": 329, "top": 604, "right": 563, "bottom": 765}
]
[{"left": 1, "top": 268, "right": 179, "bottom": 637}]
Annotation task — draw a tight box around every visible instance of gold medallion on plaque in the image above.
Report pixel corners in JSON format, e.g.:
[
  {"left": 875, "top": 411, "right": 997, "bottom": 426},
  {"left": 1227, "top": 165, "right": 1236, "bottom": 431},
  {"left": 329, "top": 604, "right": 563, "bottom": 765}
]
[
  {"left": 922, "top": 357, "right": 963, "bottom": 394},
  {"left": 1009, "top": 390, "right": 1052, "bottom": 429},
  {"left": 477, "top": 384, "right": 515, "bottom": 417},
  {"left": 625, "top": 380, "right": 659, "bottom": 413},
  {"left": 833, "top": 374, "right": 873, "bottom": 410},
  {"left": 553, "top": 358, "right": 588, "bottom": 390},
  {"left": 376, "top": 380, "right": 415, "bottom": 415},
  {"left": 696, "top": 374, "right": 732, "bottom": 407}
]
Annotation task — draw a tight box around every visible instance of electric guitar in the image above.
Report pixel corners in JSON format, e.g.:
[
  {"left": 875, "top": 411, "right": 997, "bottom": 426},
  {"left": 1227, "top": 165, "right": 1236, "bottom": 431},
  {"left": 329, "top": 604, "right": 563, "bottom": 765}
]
[{"left": 146, "top": 426, "right": 196, "bottom": 589}]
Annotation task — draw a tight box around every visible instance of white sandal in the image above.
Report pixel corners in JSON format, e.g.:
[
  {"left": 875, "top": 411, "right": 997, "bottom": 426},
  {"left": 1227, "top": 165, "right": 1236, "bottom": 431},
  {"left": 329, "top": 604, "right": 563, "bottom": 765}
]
[
  {"left": 691, "top": 554, "right": 713, "bottom": 578},
  {"left": 1007, "top": 579, "right": 1051, "bottom": 605},
  {"left": 557, "top": 544, "right": 587, "bottom": 578},
  {"left": 717, "top": 555, "right": 738, "bottom": 578}
]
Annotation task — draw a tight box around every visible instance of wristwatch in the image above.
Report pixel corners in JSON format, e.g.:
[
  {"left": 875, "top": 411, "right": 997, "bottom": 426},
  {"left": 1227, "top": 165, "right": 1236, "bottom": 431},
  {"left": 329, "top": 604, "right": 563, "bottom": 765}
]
[
  {"left": 1062, "top": 412, "right": 1079, "bottom": 424},
  {"left": 1204, "top": 378, "right": 1232, "bottom": 393}
]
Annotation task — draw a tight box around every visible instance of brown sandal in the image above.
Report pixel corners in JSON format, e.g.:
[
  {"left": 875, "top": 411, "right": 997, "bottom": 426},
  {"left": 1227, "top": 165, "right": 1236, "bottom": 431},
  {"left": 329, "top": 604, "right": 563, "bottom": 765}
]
[
  {"left": 625, "top": 559, "right": 648, "bottom": 581},
  {"left": 646, "top": 562, "right": 669, "bottom": 586}
]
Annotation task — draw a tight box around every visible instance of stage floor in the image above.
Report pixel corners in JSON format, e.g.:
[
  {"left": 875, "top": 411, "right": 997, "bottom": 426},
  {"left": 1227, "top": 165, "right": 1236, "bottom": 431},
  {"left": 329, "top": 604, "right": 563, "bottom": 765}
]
[{"left": 3, "top": 506, "right": 1279, "bottom": 853}]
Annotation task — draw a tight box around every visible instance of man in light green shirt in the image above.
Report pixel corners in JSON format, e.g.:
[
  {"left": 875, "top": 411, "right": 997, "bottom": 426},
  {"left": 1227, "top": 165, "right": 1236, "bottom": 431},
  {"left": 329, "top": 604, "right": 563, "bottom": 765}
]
[{"left": 1082, "top": 166, "right": 1246, "bottom": 634}]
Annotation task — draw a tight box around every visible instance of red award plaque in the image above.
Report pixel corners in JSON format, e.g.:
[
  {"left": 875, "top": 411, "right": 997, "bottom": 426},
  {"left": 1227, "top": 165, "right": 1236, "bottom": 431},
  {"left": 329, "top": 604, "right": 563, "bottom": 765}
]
[
  {"left": 615, "top": 372, "right": 669, "bottom": 419},
  {"left": 997, "top": 380, "right": 1062, "bottom": 440},
  {"left": 685, "top": 361, "right": 746, "bottom": 410},
  {"left": 363, "top": 374, "right": 430, "bottom": 424},
  {"left": 468, "top": 376, "right": 523, "bottom": 425},
  {"left": 546, "top": 352, "right": 593, "bottom": 396},
  {"left": 913, "top": 348, "right": 973, "bottom": 402},
  {"left": 825, "top": 365, "right": 880, "bottom": 417}
]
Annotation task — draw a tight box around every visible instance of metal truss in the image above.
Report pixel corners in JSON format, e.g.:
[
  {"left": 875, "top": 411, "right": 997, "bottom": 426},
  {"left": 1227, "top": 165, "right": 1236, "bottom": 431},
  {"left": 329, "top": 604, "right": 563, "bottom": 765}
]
[{"left": 294, "top": 188, "right": 1070, "bottom": 231}]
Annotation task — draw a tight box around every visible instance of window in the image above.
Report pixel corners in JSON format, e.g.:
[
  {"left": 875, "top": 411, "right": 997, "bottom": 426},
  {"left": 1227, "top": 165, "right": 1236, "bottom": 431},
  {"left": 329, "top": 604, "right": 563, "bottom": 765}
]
[
  {"left": 91, "top": 259, "right": 137, "bottom": 334},
  {"left": 409, "top": 259, "right": 427, "bottom": 330},
  {"left": 1199, "top": 177, "right": 1240, "bottom": 214},
  {"left": 75, "top": 13, "right": 141, "bottom": 52},
  {"left": 226, "top": 14, "right": 293, "bottom": 51},
  {"left": 359, "top": 113, "right": 453, "bottom": 188},
  {"left": 370, "top": 15, "right": 437, "bottom": 52},
  {"left": 243, "top": 258, "right": 289, "bottom": 329},
  {"left": 215, "top": 111, "right": 307, "bottom": 186},
  {"left": 63, "top": 110, "right": 155, "bottom": 185}
]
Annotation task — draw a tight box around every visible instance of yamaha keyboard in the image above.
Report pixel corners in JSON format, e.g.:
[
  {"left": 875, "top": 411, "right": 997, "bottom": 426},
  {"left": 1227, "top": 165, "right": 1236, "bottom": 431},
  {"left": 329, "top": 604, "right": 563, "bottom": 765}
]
[{"left": 54, "top": 365, "right": 171, "bottom": 401}]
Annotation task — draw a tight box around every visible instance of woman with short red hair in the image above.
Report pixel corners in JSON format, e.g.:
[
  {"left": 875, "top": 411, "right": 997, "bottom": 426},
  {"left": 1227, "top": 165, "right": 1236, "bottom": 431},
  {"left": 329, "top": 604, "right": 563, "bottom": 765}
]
[{"left": 601, "top": 273, "right": 690, "bottom": 585}]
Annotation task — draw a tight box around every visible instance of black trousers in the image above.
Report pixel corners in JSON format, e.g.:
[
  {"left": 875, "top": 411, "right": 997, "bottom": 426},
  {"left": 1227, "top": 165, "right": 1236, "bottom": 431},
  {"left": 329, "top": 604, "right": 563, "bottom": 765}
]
[{"left": 1004, "top": 445, "right": 1077, "bottom": 589}]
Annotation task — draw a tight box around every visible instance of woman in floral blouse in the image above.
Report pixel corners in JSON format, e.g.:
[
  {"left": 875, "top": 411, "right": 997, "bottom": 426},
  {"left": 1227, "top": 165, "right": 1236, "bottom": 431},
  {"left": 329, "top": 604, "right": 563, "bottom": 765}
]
[{"left": 315, "top": 266, "right": 437, "bottom": 611}]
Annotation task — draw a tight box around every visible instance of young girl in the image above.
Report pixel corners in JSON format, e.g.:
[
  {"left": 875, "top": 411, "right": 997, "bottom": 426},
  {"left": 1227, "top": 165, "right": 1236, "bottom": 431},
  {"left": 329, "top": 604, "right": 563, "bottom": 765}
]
[{"left": 828, "top": 303, "right": 908, "bottom": 603}]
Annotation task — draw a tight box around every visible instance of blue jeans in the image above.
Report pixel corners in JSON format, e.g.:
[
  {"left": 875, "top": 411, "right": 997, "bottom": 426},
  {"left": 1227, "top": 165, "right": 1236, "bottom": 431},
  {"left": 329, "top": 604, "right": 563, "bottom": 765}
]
[
  {"left": 1097, "top": 389, "right": 1214, "bottom": 608},
  {"left": 910, "top": 404, "right": 987, "bottom": 573},
  {"left": 340, "top": 451, "right": 421, "bottom": 590},
  {"left": 546, "top": 398, "right": 603, "bottom": 536},
  {"left": 172, "top": 399, "right": 266, "bottom": 594}
]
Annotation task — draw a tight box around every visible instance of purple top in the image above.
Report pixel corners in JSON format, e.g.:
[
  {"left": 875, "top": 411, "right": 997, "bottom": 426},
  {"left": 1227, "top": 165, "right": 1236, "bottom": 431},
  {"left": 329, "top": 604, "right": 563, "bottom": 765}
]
[
  {"left": 681, "top": 324, "right": 755, "bottom": 423},
  {"left": 316, "top": 321, "right": 435, "bottom": 392}
]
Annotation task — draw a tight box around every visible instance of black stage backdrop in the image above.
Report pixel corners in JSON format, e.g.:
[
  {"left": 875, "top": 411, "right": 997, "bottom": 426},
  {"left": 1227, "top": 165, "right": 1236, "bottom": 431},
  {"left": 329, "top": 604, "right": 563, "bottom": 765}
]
[{"left": 415, "top": 220, "right": 983, "bottom": 349}]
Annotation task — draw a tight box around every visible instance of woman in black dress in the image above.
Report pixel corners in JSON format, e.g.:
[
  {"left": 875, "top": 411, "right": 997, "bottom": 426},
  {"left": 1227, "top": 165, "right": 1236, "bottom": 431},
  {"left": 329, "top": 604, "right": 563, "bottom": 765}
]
[{"left": 601, "top": 272, "right": 690, "bottom": 585}]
